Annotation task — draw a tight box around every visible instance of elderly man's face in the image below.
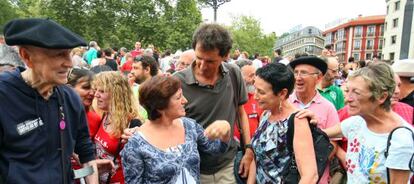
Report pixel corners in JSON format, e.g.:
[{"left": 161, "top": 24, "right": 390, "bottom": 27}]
[
  {"left": 22, "top": 46, "right": 72, "bottom": 85},
  {"left": 241, "top": 65, "right": 256, "bottom": 94},
  {"left": 324, "top": 58, "right": 340, "bottom": 85},
  {"left": 293, "top": 64, "right": 322, "bottom": 95}
]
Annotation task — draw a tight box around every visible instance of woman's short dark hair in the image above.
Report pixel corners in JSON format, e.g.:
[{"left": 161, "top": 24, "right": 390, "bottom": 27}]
[
  {"left": 255, "top": 63, "right": 295, "bottom": 99},
  {"left": 139, "top": 76, "right": 181, "bottom": 120},
  {"left": 67, "top": 68, "right": 94, "bottom": 87}
]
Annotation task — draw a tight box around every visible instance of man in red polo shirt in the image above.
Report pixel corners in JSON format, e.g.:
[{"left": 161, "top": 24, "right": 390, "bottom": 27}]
[{"left": 234, "top": 60, "right": 263, "bottom": 140}]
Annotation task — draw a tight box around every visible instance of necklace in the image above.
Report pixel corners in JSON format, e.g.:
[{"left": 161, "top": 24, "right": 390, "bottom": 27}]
[{"left": 103, "top": 114, "right": 111, "bottom": 130}]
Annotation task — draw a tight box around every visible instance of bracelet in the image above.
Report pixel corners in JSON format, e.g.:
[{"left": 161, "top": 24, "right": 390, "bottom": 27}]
[{"left": 244, "top": 144, "right": 253, "bottom": 150}]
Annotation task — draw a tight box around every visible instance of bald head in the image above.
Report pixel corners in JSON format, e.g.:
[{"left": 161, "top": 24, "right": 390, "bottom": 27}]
[{"left": 176, "top": 49, "right": 195, "bottom": 71}]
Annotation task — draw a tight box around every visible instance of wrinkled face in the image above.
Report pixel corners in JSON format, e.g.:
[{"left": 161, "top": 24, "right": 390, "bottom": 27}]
[
  {"left": 391, "top": 74, "right": 401, "bottom": 105},
  {"left": 130, "top": 62, "right": 147, "bottom": 84},
  {"left": 324, "top": 59, "right": 340, "bottom": 85},
  {"left": 194, "top": 43, "right": 225, "bottom": 77},
  {"left": 95, "top": 87, "right": 111, "bottom": 111},
  {"left": 293, "top": 64, "right": 321, "bottom": 95},
  {"left": 344, "top": 77, "right": 375, "bottom": 116},
  {"left": 254, "top": 76, "right": 280, "bottom": 111},
  {"left": 241, "top": 65, "right": 256, "bottom": 93},
  {"left": 74, "top": 77, "right": 94, "bottom": 108},
  {"left": 25, "top": 47, "right": 72, "bottom": 85},
  {"left": 162, "top": 88, "right": 188, "bottom": 119}
]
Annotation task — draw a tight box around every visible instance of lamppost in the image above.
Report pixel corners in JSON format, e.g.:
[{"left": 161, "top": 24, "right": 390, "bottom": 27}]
[{"left": 203, "top": 0, "right": 231, "bottom": 22}]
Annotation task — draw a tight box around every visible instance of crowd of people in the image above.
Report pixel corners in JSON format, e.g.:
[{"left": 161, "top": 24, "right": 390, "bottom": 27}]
[{"left": 0, "top": 17, "right": 414, "bottom": 184}]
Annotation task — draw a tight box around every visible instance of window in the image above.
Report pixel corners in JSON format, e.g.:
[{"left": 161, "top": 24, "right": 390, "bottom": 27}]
[
  {"left": 355, "top": 26, "right": 362, "bottom": 37},
  {"left": 390, "top": 52, "right": 395, "bottom": 60},
  {"left": 393, "top": 18, "right": 399, "bottom": 28},
  {"left": 366, "top": 40, "right": 374, "bottom": 50},
  {"left": 385, "top": 22, "right": 388, "bottom": 31},
  {"left": 395, "top": 1, "right": 400, "bottom": 11},
  {"left": 338, "top": 29, "right": 345, "bottom": 40},
  {"left": 379, "top": 39, "right": 384, "bottom": 49},
  {"left": 391, "top": 35, "right": 397, "bottom": 44},
  {"left": 354, "top": 40, "right": 361, "bottom": 50},
  {"left": 367, "top": 26, "right": 375, "bottom": 36},
  {"left": 387, "top": 5, "right": 389, "bottom": 14},
  {"left": 308, "top": 29, "right": 312, "bottom": 34},
  {"left": 353, "top": 53, "right": 360, "bottom": 60},
  {"left": 366, "top": 53, "right": 372, "bottom": 60},
  {"left": 380, "top": 25, "right": 384, "bottom": 36}
]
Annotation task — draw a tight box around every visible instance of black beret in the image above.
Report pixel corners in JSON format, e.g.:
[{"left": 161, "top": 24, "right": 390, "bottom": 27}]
[
  {"left": 289, "top": 56, "right": 328, "bottom": 75},
  {"left": 3, "top": 18, "right": 87, "bottom": 49}
]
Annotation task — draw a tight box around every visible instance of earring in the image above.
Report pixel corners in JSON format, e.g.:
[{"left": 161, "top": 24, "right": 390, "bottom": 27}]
[{"left": 278, "top": 101, "right": 282, "bottom": 112}]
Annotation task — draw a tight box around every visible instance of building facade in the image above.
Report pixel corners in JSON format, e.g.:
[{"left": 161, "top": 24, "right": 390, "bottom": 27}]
[
  {"left": 274, "top": 26, "right": 325, "bottom": 57},
  {"left": 323, "top": 15, "right": 385, "bottom": 63},
  {"left": 383, "top": 0, "right": 414, "bottom": 61}
]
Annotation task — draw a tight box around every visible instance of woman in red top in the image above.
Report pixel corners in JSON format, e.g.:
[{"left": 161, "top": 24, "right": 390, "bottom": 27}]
[
  {"left": 92, "top": 71, "right": 141, "bottom": 184},
  {"left": 67, "top": 67, "right": 102, "bottom": 136},
  {"left": 67, "top": 67, "right": 101, "bottom": 173}
]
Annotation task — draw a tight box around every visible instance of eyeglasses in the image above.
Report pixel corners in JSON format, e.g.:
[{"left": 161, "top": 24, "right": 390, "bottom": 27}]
[{"left": 293, "top": 71, "right": 320, "bottom": 78}]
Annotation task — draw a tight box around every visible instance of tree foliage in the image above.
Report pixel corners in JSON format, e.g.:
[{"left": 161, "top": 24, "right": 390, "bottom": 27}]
[
  {"left": 1, "top": 0, "right": 202, "bottom": 51},
  {"left": 228, "top": 15, "right": 277, "bottom": 57}
]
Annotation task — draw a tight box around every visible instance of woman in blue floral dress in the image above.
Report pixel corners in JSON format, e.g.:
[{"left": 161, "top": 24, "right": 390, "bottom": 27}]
[
  {"left": 247, "top": 63, "right": 318, "bottom": 184},
  {"left": 121, "top": 76, "right": 230, "bottom": 184}
]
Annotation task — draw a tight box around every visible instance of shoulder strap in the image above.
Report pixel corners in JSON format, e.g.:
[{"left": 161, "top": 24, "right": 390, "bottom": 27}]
[
  {"left": 56, "top": 87, "right": 68, "bottom": 184},
  {"left": 286, "top": 111, "right": 299, "bottom": 153},
  {"left": 228, "top": 65, "right": 244, "bottom": 151},
  {"left": 385, "top": 126, "right": 414, "bottom": 184}
]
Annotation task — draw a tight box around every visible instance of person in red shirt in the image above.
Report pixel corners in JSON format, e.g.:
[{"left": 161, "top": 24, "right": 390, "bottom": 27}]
[
  {"left": 92, "top": 71, "right": 142, "bottom": 184},
  {"left": 120, "top": 53, "right": 134, "bottom": 75},
  {"left": 67, "top": 67, "right": 101, "bottom": 173},
  {"left": 234, "top": 60, "right": 263, "bottom": 140},
  {"left": 130, "top": 41, "right": 143, "bottom": 58}
]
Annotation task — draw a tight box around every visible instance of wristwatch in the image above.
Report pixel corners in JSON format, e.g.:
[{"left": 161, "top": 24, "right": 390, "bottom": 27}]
[{"left": 244, "top": 144, "right": 253, "bottom": 150}]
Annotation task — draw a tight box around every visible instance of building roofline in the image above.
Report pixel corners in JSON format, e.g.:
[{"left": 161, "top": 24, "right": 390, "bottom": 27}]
[{"left": 323, "top": 15, "right": 385, "bottom": 35}]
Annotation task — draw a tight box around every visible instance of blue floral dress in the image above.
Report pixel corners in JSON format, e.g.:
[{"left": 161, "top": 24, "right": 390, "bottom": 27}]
[
  {"left": 121, "top": 117, "right": 228, "bottom": 184},
  {"left": 251, "top": 111, "right": 292, "bottom": 184}
]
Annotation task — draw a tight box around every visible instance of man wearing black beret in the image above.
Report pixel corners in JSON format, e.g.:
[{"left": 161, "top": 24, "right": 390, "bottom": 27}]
[
  {"left": 0, "top": 18, "right": 110, "bottom": 184},
  {"left": 288, "top": 56, "right": 340, "bottom": 184}
]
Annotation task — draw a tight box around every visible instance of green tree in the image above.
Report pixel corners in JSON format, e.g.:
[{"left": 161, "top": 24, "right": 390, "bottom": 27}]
[
  {"left": 228, "top": 15, "right": 277, "bottom": 57},
  {"left": 2, "top": 0, "right": 203, "bottom": 52},
  {"left": 0, "top": 1, "right": 18, "bottom": 28}
]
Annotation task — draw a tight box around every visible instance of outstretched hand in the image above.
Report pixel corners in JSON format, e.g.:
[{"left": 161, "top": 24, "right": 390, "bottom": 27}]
[
  {"left": 295, "top": 109, "right": 318, "bottom": 125},
  {"left": 204, "top": 120, "right": 231, "bottom": 142}
]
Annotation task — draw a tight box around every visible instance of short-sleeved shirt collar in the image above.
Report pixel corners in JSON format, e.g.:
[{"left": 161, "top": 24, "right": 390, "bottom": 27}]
[
  {"left": 290, "top": 90, "right": 324, "bottom": 109},
  {"left": 180, "top": 61, "right": 229, "bottom": 86}
]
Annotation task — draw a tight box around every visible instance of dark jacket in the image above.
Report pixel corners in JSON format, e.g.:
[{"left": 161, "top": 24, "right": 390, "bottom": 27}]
[{"left": 0, "top": 67, "right": 95, "bottom": 184}]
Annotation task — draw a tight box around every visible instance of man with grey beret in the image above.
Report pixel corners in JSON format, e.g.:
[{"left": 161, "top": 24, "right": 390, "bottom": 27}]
[{"left": 0, "top": 18, "right": 110, "bottom": 184}]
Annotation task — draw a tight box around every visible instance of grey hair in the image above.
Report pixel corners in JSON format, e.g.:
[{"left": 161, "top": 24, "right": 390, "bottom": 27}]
[
  {"left": 0, "top": 45, "right": 24, "bottom": 67},
  {"left": 348, "top": 62, "right": 395, "bottom": 111},
  {"left": 89, "top": 41, "right": 97, "bottom": 48}
]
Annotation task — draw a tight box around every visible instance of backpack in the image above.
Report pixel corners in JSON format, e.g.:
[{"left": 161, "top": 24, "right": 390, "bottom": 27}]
[
  {"left": 282, "top": 112, "right": 334, "bottom": 183},
  {"left": 384, "top": 126, "right": 414, "bottom": 183}
]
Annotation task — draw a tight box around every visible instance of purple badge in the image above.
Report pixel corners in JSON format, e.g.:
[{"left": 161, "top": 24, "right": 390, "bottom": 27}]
[{"left": 59, "top": 120, "right": 66, "bottom": 130}]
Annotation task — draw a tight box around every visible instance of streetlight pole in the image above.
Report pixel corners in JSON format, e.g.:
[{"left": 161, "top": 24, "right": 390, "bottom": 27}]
[{"left": 203, "top": 0, "right": 231, "bottom": 22}]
